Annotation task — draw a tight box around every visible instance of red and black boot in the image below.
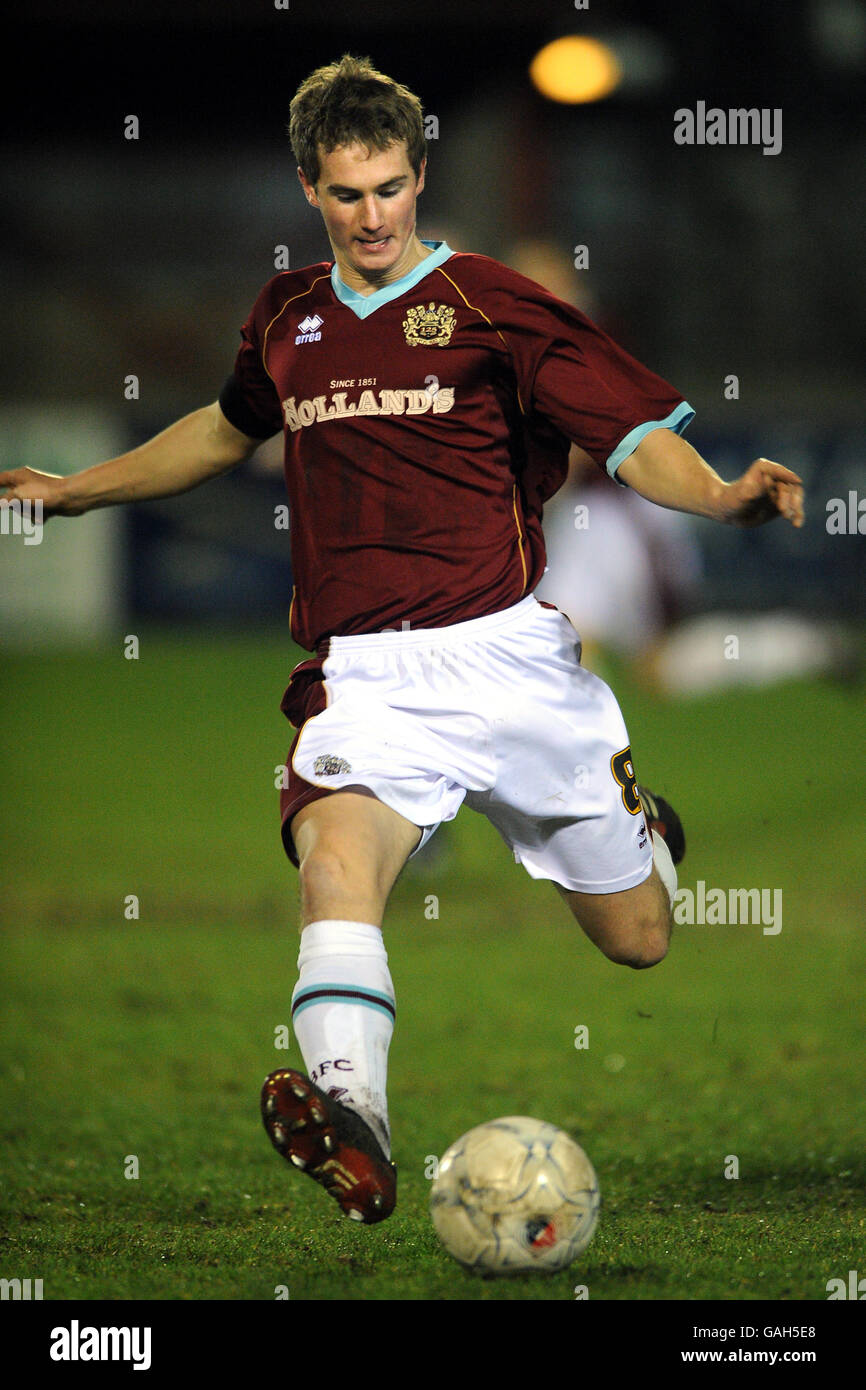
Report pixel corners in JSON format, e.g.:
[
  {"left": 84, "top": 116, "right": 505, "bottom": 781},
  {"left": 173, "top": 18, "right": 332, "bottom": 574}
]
[{"left": 261, "top": 1068, "right": 396, "bottom": 1224}]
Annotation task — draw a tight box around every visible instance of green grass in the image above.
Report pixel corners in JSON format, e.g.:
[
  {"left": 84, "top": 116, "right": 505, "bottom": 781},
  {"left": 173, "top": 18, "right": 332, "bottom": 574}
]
[{"left": 1, "top": 630, "right": 864, "bottom": 1301}]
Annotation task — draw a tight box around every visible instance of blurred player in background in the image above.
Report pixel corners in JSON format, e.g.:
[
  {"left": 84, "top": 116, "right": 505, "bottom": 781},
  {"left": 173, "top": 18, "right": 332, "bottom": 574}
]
[
  {"left": 537, "top": 449, "right": 703, "bottom": 685},
  {"left": 508, "top": 238, "right": 702, "bottom": 688},
  {"left": 507, "top": 244, "right": 847, "bottom": 696},
  {"left": 0, "top": 55, "right": 804, "bottom": 1226}
]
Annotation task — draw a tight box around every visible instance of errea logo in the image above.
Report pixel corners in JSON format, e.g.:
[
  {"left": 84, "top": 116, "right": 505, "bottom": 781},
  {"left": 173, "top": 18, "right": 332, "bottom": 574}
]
[{"left": 296, "top": 314, "right": 323, "bottom": 345}]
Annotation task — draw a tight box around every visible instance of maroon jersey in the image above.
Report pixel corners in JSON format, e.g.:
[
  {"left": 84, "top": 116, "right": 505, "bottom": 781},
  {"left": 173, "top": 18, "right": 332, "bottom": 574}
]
[{"left": 219, "top": 242, "right": 693, "bottom": 652}]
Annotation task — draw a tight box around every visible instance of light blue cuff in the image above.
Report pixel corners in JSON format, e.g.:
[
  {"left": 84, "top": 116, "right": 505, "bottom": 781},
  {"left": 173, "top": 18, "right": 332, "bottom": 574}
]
[{"left": 606, "top": 400, "right": 695, "bottom": 483}]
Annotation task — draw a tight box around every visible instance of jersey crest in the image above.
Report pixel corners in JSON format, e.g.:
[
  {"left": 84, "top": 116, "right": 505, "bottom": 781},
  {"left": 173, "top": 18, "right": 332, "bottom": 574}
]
[{"left": 402, "top": 302, "right": 457, "bottom": 347}]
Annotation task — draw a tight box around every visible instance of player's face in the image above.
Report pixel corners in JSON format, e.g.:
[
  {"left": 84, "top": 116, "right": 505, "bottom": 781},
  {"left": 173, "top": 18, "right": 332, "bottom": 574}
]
[{"left": 299, "top": 141, "right": 427, "bottom": 290}]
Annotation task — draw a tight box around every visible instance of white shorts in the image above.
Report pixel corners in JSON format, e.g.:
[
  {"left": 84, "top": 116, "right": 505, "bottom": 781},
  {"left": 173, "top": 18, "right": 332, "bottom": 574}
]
[{"left": 290, "top": 596, "right": 653, "bottom": 893}]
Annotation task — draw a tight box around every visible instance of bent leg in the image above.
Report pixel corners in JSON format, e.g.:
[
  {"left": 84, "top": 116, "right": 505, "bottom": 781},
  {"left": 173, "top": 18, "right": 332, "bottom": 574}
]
[{"left": 557, "top": 861, "right": 673, "bottom": 969}]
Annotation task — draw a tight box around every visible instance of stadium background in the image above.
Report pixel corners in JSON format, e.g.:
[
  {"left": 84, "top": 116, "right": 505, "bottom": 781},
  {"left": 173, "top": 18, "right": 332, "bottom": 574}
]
[{"left": 1, "top": 0, "right": 864, "bottom": 1313}]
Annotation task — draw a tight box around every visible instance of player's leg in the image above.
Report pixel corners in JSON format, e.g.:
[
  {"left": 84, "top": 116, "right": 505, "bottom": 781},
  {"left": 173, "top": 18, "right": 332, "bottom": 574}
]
[
  {"left": 555, "top": 828, "right": 678, "bottom": 969},
  {"left": 290, "top": 789, "right": 418, "bottom": 1153},
  {"left": 262, "top": 789, "right": 421, "bottom": 1223},
  {"left": 557, "top": 786, "right": 684, "bottom": 967},
  {"left": 292, "top": 786, "right": 421, "bottom": 928},
  {"left": 470, "top": 601, "right": 685, "bottom": 970}
]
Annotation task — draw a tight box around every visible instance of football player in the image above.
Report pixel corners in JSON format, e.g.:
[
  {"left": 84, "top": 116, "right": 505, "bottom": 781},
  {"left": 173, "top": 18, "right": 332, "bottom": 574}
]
[{"left": 0, "top": 54, "right": 803, "bottom": 1225}]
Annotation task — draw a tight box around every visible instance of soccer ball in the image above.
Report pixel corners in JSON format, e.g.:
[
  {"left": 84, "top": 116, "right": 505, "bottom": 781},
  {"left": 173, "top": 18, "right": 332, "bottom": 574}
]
[{"left": 429, "top": 1115, "right": 600, "bottom": 1274}]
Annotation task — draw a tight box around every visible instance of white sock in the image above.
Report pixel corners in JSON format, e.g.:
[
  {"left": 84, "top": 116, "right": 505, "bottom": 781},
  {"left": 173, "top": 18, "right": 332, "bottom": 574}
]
[
  {"left": 652, "top": 829, "right": 678, "bottom": 908},
  {"left": 291, "top": 920, "right": 395, "bottom": 1156}
]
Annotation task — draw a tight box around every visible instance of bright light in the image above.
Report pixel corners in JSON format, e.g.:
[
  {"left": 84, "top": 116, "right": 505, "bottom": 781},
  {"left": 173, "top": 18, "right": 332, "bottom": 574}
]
[{"left": 529, "top": 35, "right": 622, "bottom": 105}]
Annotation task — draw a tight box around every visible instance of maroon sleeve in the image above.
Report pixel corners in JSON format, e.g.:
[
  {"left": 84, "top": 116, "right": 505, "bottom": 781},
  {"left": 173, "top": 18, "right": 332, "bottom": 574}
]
[
  {"left": 531, "top": 333, "right": 689, "bottom": 475},
  {"left": 467, "top": 259, "right": 691, "bottom": 475},
  {"left": 219, "top": 303, "right": 284, "bottom": 439}
]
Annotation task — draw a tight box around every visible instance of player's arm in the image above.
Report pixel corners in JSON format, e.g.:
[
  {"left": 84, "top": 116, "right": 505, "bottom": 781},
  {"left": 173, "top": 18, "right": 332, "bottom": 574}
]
[
  {"left": 0, "top": 401, "right": 262, "bottom": 519},
  {"left": 616, "top": 427, "right": 804, "bottom": 528}
]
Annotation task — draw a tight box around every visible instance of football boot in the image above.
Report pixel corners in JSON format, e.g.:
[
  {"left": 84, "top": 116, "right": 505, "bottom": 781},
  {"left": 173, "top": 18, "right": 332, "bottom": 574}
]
[
  {"left": 637, "top": 785, "right": 686, "bottom": 865},
  {"left": 261, "top": 1068, "right": 396, "bottom": 1224}
]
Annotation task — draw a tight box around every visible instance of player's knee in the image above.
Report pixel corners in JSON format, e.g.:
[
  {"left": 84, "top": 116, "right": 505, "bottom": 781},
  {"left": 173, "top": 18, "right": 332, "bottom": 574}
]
[
  {"left": 605, "top": 910, "right": 671, "bottom": 970},
  {"left": 298, "top": 834, "right": 396, "bottom": 911},
  {"left": 626, "top": 927, "right": 669, "bottom": 970},
  {"left": 297, "top": 843, "right": 358, "bottom": 903}
]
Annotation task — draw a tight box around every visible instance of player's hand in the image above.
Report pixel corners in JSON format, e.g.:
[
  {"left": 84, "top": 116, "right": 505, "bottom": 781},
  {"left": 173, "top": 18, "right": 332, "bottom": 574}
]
[
  {"left": 0, "top": 466, "right": 68, "bottom": 518},
  {"left": 720, "top": 457, "right": 804, "bottom": 528}
]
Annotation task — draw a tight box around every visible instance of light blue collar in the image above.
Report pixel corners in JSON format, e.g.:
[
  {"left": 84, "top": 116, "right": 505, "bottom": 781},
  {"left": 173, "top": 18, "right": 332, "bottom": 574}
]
[{"left": 331, "top": 240, "right": 453, "bottom": 319}]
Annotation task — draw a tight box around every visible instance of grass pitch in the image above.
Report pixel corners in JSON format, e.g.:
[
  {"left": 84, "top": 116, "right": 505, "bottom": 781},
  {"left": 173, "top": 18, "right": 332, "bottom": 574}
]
[{"left": 1, "top": 629, "right": 864, "bottom": 1302}]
